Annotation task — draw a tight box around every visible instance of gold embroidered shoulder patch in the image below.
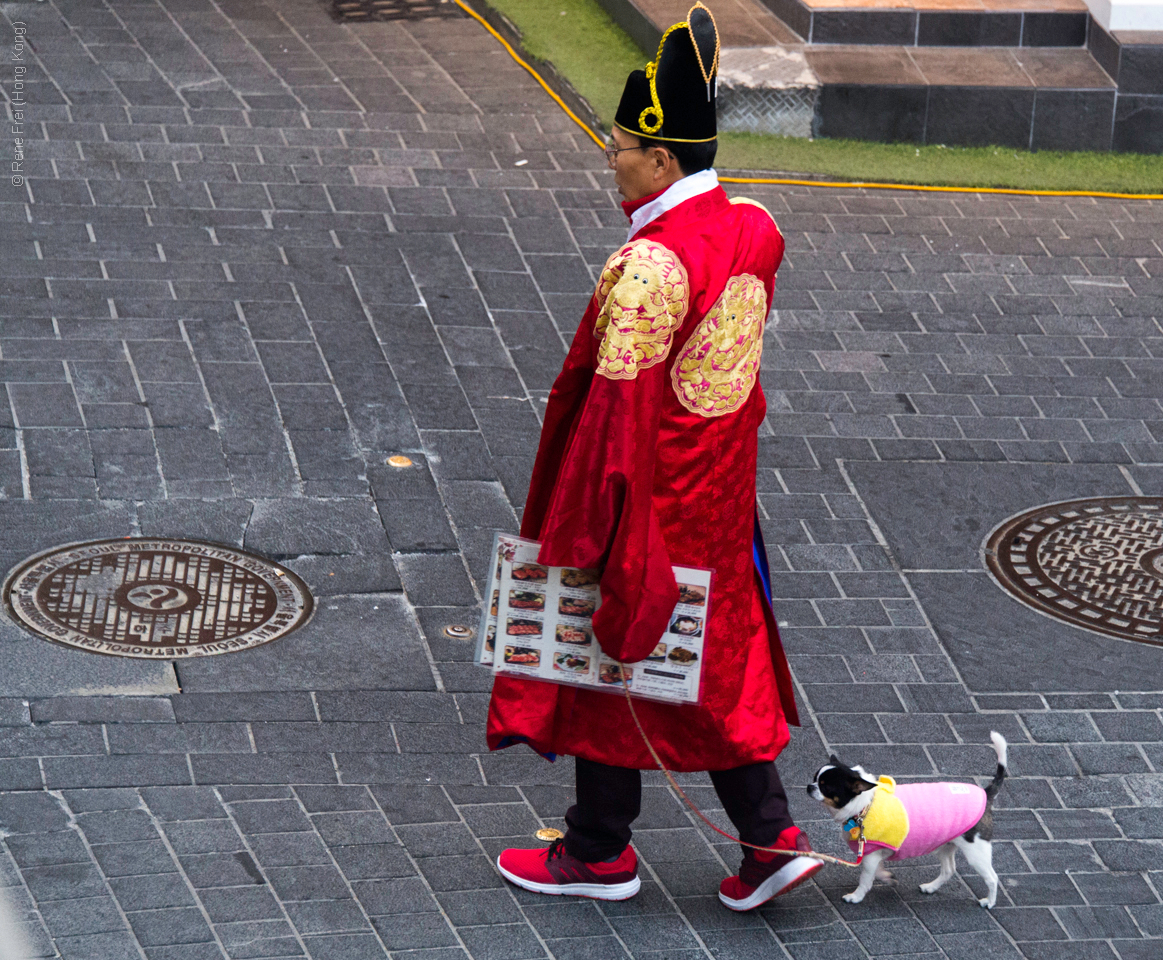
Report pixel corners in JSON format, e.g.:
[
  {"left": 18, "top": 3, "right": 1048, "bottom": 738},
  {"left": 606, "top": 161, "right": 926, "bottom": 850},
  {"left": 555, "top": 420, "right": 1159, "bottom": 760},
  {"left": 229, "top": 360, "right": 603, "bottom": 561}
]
[
  {"left": 670, "top": 273, "right": 767, "bottom": 417},
  {"left": 730, "top": 196, "right": 780, "bottom": 233},
  {"left": 730, "top": 195, "right": 776, "bottom": 223},
  {"left": 593, "top": 240, "right": 689, "bottom": 380}
]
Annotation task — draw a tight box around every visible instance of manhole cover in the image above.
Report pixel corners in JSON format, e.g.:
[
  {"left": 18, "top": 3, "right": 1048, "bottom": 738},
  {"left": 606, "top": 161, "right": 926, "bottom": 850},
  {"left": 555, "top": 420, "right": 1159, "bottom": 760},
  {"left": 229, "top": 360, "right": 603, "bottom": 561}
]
[
  {"left": 985, "top": 497, "right": 1163, "bottom": 646},
  {"left": 326, "top": 0, "right": 465, "bottom": 22},
  {"left": 5, "top": 539, "right": 313, "bottom": 659}
]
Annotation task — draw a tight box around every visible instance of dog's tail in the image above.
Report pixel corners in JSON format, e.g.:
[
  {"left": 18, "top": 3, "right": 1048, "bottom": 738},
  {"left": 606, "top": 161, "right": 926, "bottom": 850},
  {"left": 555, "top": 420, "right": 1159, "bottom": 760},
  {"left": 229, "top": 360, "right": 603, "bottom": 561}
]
[{"left": 985, "top": 731, "right": 1008, "bottom": 800}]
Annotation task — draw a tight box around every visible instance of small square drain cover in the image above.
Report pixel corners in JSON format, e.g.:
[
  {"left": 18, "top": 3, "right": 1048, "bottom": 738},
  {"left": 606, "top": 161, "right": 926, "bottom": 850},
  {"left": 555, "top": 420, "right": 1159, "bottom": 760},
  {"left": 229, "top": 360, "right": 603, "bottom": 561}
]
[
  {"left": 328, "top": 0, "right": 465, "bottom": 21},
  {"left": 5, "top": 539, "right": 313, "bottom": 659}
]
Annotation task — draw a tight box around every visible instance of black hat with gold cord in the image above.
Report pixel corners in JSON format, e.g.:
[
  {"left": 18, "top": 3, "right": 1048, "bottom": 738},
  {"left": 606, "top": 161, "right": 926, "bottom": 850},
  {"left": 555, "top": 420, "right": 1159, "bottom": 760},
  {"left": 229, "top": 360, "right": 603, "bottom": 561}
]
[{"left": 614, "top": 2, "right": 720, "bottom": 144}]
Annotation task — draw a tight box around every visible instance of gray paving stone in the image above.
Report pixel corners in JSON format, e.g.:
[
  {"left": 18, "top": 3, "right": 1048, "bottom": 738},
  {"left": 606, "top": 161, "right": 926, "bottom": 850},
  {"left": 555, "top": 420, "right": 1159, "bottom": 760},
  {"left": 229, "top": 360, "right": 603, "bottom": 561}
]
[
  {"left": 197, "top": 885, "right": 283, "bottom": 924},
  {"left": 43, "top": 755, "right": 192, "bottom": 790},
  {"left": 231, "top": 800, "right": 315, "bottom": 835},
  {"left": 6, "top": 829, "right": 90, "bottom": 868},
  {"left": 38, "top": 896, "right": 127, "bottom": 937},
  {"left": 215, "top": 918, "right": 304, "bottom": 958},
  {"left": 0, "top": 635, "right": 178, "bottom": 699},
  {"left": 141, "top": 787, "right": 227, "bottom": 822},
  {"left": 1039, "top": 809, "right": 1122, "bottom": 840},
  {"left": 301, "top": 934, "right": 389, "bottom": 960},
  {"left": 141, "top": 946, "right": 225, "bottom": 960},
  {"left": 125, "top": 907, "right": 214, "bottom": 946},
  {"left": 1072, "top": 872, "right": 1159, "bottom": 905},
  {"left": 1022, "top": 712, "right": 1102, "bottom": 744},
  {"left": 54, "top": 931, "right": 142, "bottom": 960},
  {"left": 76, "top": 810, "right": 160, "bottom": 844},
  {"left": 107, "top": 874, "right": 198, "bottom": 911},
  {"left": 22, "top": 862, "right": 109, "bottom": 902},
  {"left": 309, "top": 812, "right": 396, "bottom": 847}
]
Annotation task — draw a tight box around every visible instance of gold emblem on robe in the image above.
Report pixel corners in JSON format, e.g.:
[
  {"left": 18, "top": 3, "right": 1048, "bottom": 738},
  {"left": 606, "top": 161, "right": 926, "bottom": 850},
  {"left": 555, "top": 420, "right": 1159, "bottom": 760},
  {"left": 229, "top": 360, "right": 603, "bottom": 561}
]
[
  {"left": 593, "top": 240, "right": 689, "bottom": 381},
  {"left": 670, "top": 273, "right": 767, "bottom": 417}
]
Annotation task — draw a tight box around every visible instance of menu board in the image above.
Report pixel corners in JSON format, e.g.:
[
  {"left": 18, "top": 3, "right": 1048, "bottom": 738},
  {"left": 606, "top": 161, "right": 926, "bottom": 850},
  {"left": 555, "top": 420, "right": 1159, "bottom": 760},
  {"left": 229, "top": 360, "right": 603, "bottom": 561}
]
[{"left": 476, "top": 534, "right": 710, "bottom": 705}]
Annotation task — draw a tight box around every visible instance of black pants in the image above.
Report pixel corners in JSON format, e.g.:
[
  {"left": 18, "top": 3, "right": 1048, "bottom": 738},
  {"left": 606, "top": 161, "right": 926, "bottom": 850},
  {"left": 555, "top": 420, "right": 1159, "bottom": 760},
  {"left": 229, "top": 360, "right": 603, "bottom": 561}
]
[{"left": 564, "top": 757, "right": 795, "bottom": 862}]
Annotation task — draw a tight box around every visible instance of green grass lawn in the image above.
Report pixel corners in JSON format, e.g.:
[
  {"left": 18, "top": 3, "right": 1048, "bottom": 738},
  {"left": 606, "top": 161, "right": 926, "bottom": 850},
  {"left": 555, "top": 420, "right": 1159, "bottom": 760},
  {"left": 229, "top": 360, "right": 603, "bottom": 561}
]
[
  {"left": 481, "top": 0, "right": 1163, "bottom": 194},
  {"left": 482, "top": 0, "right": 643, "bottom": 128},
  {"left": 718, "top": 134, "right": 1163, "bottom": 194}
]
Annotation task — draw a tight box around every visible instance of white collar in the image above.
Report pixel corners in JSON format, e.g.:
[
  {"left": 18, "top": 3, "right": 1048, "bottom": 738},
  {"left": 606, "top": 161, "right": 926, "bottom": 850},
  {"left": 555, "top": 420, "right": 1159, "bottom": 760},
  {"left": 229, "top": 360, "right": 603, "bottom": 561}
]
[{"left": 627, "top": 168, "right": 719, "bottom": 241}]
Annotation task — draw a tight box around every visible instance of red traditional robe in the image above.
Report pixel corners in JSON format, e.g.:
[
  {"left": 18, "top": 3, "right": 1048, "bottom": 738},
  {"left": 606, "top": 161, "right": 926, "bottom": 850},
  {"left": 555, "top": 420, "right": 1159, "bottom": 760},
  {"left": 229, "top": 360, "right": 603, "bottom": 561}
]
[{"left": 486, "top": 178, "right": 798, "bottom": 772}]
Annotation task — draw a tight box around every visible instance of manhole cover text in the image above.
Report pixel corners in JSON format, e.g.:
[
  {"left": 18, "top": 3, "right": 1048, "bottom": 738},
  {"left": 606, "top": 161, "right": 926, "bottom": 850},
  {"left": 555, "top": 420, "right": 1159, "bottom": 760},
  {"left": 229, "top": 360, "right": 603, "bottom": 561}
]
[
  {"left": 5, "top": 539, "right": 313, "bottom": 659},
  {"left": 986, "top": 497, "right": 1163, "bottom": 646}
]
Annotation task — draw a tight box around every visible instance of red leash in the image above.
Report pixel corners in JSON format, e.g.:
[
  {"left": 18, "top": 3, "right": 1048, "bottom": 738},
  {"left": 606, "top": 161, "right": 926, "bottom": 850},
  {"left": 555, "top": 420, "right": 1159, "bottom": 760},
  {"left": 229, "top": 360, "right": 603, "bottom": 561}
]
[{"left": 618, "top": 667, "right": 865, "bottom": 867}]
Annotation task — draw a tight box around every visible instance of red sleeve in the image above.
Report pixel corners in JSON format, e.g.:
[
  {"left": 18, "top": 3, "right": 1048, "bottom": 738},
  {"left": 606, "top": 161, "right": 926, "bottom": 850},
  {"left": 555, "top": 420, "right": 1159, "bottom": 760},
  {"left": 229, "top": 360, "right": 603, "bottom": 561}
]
[{"left": 534, "top": 239, "right": 690, "bottom": 664}]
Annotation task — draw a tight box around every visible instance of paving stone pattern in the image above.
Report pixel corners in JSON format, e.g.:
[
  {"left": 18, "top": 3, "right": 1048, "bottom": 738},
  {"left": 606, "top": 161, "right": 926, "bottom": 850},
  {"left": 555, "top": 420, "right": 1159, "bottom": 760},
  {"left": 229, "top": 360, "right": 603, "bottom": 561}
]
[{"left": 1, "top": 0, "right": 1162, "bottom": 958}]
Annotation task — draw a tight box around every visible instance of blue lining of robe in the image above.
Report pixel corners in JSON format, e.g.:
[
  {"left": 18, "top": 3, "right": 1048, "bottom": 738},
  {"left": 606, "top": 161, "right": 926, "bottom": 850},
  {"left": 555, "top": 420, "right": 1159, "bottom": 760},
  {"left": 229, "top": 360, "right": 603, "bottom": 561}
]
[
  {"left": 753, "top": 511, "right": 773, "bottom": 603},
  {"left": 499, "top": 735, "right": 556, "bottom": 761}
]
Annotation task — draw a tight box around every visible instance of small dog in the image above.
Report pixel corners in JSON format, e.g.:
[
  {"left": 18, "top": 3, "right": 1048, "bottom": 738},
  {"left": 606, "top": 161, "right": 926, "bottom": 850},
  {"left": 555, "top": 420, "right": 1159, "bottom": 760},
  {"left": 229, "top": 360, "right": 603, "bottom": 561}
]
[{"left": 808, "top": 732, "right": 1008, "bottom": 908}]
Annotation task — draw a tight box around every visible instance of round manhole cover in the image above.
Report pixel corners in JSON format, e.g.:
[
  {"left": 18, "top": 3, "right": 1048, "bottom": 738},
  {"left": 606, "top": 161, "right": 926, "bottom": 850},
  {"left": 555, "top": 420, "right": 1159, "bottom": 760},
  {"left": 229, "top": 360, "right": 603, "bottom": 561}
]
[
  {"left": 985, "top": 497, "right": 1163, "bottom": 646},
  {"left": 4, "top": 539, "right": 313, "bottom": 659}
]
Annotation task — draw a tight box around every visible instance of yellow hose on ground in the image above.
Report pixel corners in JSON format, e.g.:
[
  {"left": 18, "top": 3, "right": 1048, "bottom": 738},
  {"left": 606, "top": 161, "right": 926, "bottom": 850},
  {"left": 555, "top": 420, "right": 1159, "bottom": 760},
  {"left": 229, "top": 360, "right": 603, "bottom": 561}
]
[
  {"left": 452, "top": 0, "right": 1162, "bottom": 201},
  {"left": 453, "top": 0, "right": 606, "bottom": 150}
]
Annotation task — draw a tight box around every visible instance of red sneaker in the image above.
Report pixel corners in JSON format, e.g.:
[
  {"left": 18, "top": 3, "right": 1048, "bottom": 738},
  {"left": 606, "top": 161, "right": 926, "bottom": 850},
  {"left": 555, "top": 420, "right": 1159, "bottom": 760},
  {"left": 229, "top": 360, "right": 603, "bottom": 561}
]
[
  {"left": 497, "top": 838, "right": 641, "bottom": 900},
  {"left": 719, "top": 827, "right": 823, "bottom": 911}
]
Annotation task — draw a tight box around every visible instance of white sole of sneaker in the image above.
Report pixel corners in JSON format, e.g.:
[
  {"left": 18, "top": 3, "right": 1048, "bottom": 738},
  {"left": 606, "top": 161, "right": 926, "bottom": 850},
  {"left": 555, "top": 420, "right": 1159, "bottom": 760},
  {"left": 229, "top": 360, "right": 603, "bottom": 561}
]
[
  {"left": 719, "top": 856, "right": 824, "bottom": 912},
  {"left": 496, "top": 857, "right": 641, "bottom": 901}
]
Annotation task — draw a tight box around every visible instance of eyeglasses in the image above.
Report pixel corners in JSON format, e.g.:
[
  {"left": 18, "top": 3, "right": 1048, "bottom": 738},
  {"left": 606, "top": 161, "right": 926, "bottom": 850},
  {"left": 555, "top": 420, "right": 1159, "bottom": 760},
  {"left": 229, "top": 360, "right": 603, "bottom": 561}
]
[{"left": 604, "top": 143, "right": 649, "bottom": 167}]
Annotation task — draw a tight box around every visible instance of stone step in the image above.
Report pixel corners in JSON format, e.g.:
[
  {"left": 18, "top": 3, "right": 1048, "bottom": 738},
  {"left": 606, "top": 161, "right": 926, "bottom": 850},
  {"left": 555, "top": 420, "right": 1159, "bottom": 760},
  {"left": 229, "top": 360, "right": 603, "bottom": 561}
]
[
  {"left": 760, "top": 0, "right": 1091, "bottom": 47},
  {"left": 806, "top": 45, "right": 1120, "bottom": 149},
  {"left": 718, "top": 45, "right": 1129, "bottom": 149}
]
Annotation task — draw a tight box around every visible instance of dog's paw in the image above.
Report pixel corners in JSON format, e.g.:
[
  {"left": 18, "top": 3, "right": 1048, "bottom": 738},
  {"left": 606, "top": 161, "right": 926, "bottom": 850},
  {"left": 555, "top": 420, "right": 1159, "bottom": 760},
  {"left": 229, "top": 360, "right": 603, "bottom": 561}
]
[
  {"left": 978, "top": 897, "right": 995, "bottom": 909},
  {"left": 919, "top": 882, "right": 940, "bottom": 895},
  {"left": 842, "top": 892, "right": 866, "bottom": 904}
]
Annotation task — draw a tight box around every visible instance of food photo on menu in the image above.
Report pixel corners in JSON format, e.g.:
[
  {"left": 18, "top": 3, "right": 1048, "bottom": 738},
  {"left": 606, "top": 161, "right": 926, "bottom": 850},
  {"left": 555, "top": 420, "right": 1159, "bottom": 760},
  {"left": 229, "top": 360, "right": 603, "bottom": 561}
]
[
  {"left": 669, "top": 613, "right": 703, "bottom": 638},
  {"left": 554, "top": 652, "right": 590, "bottom": 674},
  {"left": 555, "top": 624, "right": 592, "bottom": 646},
  {"left": 561, "top": 567, "right": 600, "bottom": 588},
  {"left": 558, "top": 595, "right": 596, "bottom": 618},
  {"left": 506, "top": 617, "right": 542, "bottom": 637},
  {"left": 599, "top": 663, "right": 632, "bottom": 686},
  {"left": 677, "top": 582, "right": 707, "bottom": 606},
  {"left": 509, "top": 589, "right": 546, "bottom": 610},
  {"left": 511, "top": 562, "right": 549, "bottom": 582},
  {"left": 503, "top": 646, "right": 540, "bottom": 666},
  {"left": 646, "top": 641, "right": 667, "bottom": 661}
]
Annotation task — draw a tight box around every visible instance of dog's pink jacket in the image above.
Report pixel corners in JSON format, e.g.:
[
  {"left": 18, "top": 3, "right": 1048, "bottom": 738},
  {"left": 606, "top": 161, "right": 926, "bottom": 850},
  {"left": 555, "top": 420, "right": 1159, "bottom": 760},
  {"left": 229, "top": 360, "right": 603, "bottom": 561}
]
[{"left": 847, "top": 781, "right": 988, "bottom": 860}]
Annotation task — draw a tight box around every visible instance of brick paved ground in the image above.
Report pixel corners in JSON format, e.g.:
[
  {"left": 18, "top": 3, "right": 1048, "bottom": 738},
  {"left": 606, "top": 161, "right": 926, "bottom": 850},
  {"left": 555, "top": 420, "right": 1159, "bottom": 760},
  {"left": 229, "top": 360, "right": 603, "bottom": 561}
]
[{"left": 1, "top": 0, "right": 1161, "bottom": 958}]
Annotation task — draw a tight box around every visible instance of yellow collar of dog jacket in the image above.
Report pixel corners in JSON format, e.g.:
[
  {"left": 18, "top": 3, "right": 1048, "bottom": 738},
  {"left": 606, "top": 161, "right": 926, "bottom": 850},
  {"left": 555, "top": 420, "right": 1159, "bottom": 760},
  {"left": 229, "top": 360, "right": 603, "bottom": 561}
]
[{"left": 861, "top": 776, "right": 909, "bottom": 850}]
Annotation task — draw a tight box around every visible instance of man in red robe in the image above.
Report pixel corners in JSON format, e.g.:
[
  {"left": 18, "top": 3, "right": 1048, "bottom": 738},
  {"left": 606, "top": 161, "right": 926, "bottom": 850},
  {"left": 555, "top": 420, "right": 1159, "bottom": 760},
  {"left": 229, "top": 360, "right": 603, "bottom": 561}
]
[{"left": 486, "top": 2, "right": 823, "bottom": 911}]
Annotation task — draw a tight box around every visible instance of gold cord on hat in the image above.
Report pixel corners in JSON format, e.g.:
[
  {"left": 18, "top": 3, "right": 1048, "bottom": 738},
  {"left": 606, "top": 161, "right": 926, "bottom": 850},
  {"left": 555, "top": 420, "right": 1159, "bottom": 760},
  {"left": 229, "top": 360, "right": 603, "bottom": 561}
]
[
  {"left": 686, "top": 2, "right": 720, "bottom": 102},
  {"left": 639, "top": 20, "right": 687, "bottom": 135}
]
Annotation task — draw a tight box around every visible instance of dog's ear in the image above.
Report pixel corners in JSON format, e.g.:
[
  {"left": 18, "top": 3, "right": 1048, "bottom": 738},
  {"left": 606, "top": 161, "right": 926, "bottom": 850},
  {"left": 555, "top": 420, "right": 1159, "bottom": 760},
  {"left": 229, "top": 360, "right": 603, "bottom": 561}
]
[
  {"left": 828, "top": 754, "right": 842, "bottom": 767},
  {"left": 847, "top": 775, "right": 878, "bottom": 793},
  {"left": 844, "top": 765, "right": 879, "bottom": 788}
]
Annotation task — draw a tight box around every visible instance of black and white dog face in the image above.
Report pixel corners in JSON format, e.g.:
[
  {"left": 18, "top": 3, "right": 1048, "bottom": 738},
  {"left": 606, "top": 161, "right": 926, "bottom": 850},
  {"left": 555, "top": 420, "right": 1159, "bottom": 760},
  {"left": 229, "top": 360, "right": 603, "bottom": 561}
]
[{"left": 807, "top": 756, "right": 880, "bottom": 821}]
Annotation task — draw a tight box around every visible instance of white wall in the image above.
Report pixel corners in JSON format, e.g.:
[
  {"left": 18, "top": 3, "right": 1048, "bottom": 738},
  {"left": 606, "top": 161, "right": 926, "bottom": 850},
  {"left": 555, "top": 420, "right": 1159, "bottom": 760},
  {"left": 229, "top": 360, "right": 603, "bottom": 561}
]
[{"left": 1085, "top": 0, "right": 1163, "bottom": 31}]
